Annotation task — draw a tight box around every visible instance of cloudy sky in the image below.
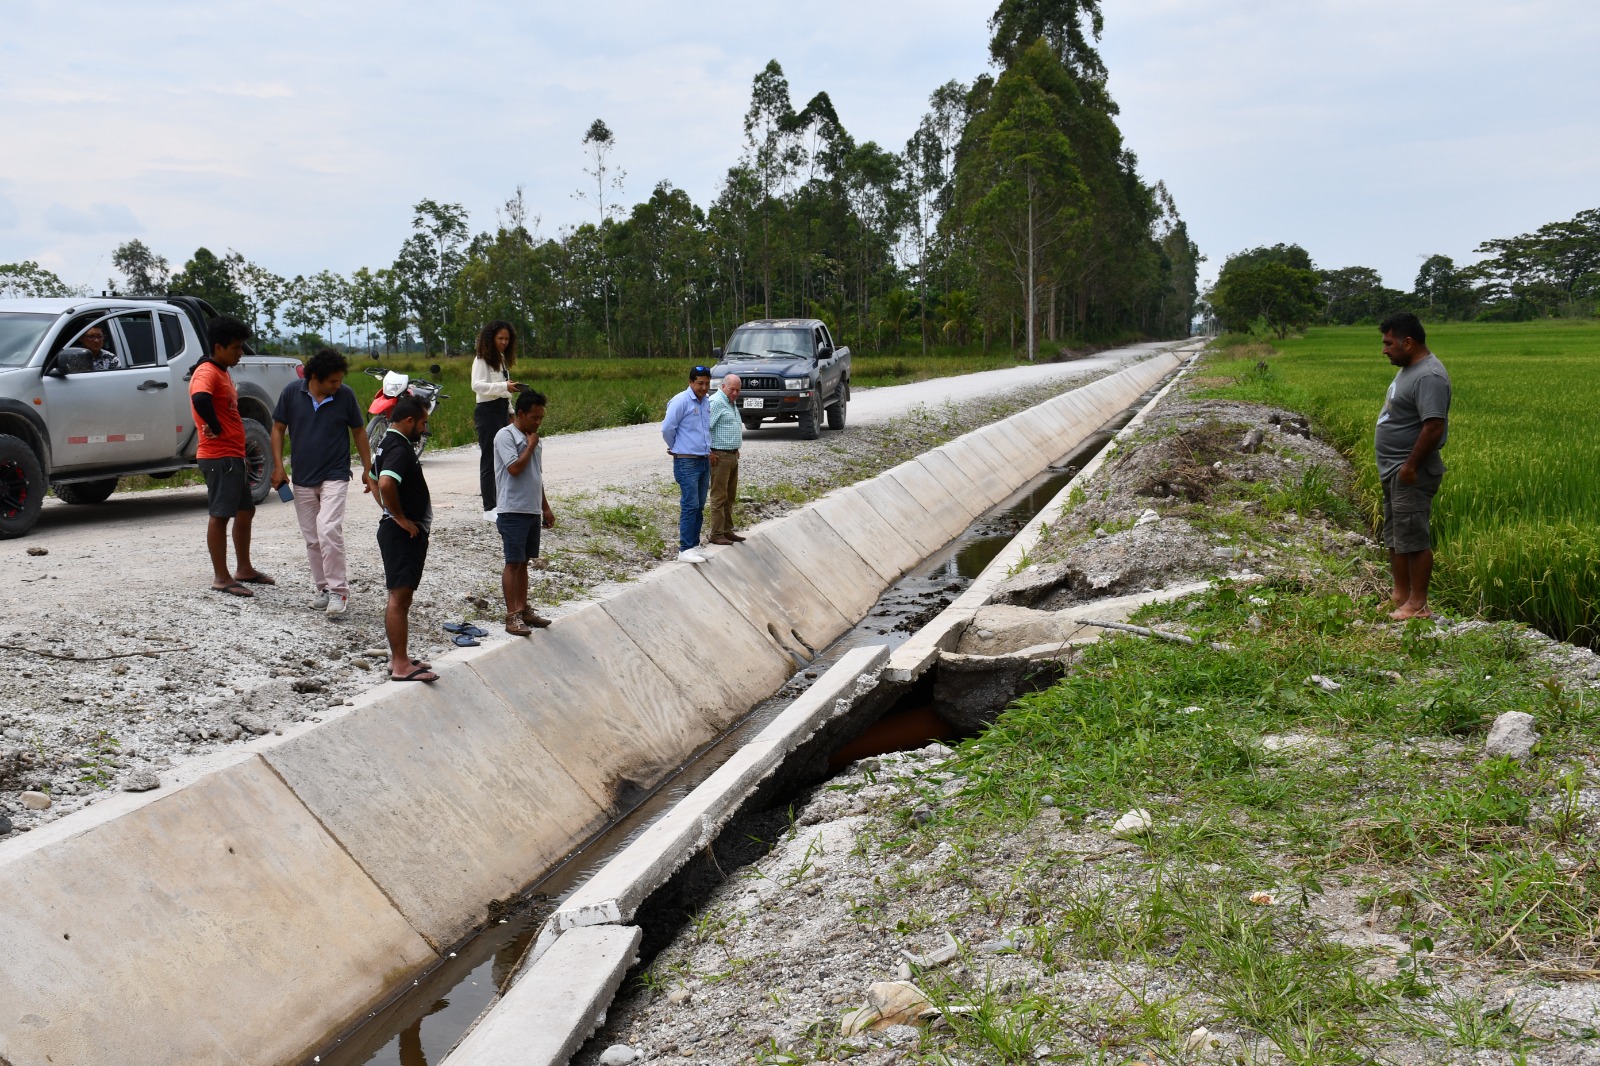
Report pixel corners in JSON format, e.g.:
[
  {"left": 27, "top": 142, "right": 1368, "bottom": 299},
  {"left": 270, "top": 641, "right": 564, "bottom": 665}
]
[{"left": 3, "top": 0, "right": 1596, "bottom": 296}]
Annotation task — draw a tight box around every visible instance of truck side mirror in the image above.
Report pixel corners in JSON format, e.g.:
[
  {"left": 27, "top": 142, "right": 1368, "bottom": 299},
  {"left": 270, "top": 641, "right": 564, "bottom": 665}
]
[
  {"left": 53, "top": 348, "right": 93, "bottom": 375},
  {"left": 712, "top": 347, "right": 723, "bottom": 360}
]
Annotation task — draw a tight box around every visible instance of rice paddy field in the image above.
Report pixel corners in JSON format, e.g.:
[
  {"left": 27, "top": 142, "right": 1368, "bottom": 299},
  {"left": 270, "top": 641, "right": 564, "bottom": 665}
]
[{"left": 1198, "top": 320, "right": 1600, "bottom": 645}]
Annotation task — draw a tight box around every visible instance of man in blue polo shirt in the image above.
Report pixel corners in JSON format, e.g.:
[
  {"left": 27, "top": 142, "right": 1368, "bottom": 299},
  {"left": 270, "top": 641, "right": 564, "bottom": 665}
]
[
  {"left": 270, "top": 348, "right": 374, "bottom": 615},
  {"left": 660, "top": 365, "right": 713, "bottom": 563}
]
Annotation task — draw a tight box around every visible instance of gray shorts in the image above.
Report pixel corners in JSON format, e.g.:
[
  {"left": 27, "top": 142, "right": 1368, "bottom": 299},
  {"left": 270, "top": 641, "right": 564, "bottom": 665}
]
[
  {"left": 1381, "top": 469, "right": 1442, "bottom": 554},
  {"left": 199, "top": 456, "right": 255, "bottom": 518}
]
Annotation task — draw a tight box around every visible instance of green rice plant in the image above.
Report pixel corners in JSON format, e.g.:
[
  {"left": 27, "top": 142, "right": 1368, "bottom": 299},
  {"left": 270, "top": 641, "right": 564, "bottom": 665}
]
[{"left": 1196, "top": 321, "right": 1600, "bottom": 644}]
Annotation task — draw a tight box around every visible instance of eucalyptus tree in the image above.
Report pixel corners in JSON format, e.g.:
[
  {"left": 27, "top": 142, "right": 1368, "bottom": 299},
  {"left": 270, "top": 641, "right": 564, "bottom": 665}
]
[
  {"left": 110, "top": 239, "right": 169, "bottom": 296},
  {"left": 577, "top": 120, "right": 626, "bottom": 353},
  {"left": 956, "top": 40, "right": 1089, "bottom": 361}
]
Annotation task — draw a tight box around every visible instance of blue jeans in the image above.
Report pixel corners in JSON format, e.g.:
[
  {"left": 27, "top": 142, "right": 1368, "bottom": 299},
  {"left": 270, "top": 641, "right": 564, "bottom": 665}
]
[{"left": 672, "top": 455, "right": 711, "bottom": 551}]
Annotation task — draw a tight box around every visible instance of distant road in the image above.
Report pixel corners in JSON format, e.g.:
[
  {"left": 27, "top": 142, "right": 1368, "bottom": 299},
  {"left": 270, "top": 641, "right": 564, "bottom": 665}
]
[{"left": 1, "top": 340, "right": 1176, "bottom": 617}]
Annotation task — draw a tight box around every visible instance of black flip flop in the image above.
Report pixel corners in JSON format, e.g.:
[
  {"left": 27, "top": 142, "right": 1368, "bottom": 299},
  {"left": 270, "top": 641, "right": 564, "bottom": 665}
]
[
  {"left": 389, "top": 666, "right": 439, "bottom": 682},
  {"left": 212, "top": 581, "right": 254, "bottom": 597}
]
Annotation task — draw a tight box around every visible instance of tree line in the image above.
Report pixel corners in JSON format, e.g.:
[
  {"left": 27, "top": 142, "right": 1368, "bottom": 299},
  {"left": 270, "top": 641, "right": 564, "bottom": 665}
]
[
  {"left": 3, "top": 0, "right": 1199, "bottom": 360},
  {"left": 1206, "top": 206, "right": 1600, "bottom": 337}
]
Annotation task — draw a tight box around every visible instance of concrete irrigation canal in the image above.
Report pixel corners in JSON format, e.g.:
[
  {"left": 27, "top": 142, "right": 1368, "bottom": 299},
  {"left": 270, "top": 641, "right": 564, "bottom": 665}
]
[{"left": 0, "top": 344, "right": 1195, "bottom": 1066}]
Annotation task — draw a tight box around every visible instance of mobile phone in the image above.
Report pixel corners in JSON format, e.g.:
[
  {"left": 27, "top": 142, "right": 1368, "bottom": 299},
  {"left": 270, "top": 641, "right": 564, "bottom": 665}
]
[{"left": 277, "top": 482, "right": 294, "bottom": 503}]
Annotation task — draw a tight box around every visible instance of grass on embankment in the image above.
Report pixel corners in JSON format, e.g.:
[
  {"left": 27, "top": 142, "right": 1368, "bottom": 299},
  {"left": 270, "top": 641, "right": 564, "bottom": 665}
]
[
  {"left": 1192, "top": 321, "right": 1600, "bottom": 646},
  {"left": 858, "top": 578, "right": 1600, "bottom": 1062}
]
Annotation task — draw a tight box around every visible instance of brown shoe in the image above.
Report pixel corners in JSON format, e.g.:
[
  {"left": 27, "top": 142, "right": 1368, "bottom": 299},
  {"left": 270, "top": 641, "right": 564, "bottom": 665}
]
[
  {"left": 520, "top": 606, "right": 553, "bottom": 628},
  {"left": 708, "top": 535, "right": 735, "bottom": 546},
  {"left": 505, "top": 614, "right": 532, "bottom": 636},
  {"left": 727, "top": 532, "right": 747, "bottom": 542}
]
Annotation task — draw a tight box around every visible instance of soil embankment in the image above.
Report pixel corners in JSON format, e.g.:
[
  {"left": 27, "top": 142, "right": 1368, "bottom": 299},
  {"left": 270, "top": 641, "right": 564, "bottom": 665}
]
[{"left": 574, "top": 385, "right": 1600, "bottom": 1065}]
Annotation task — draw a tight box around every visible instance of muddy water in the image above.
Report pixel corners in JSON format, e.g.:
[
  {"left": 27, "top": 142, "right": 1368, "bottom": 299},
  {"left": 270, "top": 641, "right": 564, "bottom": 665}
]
[{"left": 306, "top": 400, "right": 1148, "bottom": 1066}]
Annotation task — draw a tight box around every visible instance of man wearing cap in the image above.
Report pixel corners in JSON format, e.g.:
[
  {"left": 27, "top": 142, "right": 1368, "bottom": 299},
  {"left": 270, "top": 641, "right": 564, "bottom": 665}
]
[
  {"left": 706, "top": 373, "right": 746, "bottom": 546},
  {"left": 660, "top": 365, "right": 713, "bottom": 563}
]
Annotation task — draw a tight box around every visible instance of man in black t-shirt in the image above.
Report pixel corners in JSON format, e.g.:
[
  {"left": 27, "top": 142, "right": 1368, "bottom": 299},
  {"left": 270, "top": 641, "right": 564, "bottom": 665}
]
[{"left": 372, "top": 396, "right": 435, "bottom": 682}]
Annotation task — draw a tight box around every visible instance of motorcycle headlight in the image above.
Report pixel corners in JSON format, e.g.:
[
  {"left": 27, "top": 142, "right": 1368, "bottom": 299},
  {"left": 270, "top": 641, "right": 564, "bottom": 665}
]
[{"left": 784, "top": 378, "right": 805, "bottom": 390}]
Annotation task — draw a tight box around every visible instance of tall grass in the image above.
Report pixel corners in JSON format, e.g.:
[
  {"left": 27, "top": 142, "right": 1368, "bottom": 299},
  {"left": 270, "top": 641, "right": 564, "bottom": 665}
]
[{"left": 1197, "top": 321, "right": 1600, "bottom": 644}]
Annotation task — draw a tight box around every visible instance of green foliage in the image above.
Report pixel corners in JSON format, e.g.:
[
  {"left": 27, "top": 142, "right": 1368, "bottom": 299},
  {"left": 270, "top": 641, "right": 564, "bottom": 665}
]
[
  {"left": 0, "top": 260, "right": 75, "bottom": 298},
  {"left": 169, "top": 246, "right": 248, "bottom": 320},
  {"left": 1209, "top": 245, "right": 1321, "bottom": 338},
  {"left": 1198, "top": 321, "right": 1600, "bottom": 644}
]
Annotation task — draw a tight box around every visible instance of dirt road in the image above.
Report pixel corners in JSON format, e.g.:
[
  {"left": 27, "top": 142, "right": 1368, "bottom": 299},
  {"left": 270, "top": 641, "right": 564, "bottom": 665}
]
[
  {"left": 0, "top": 343, "right": 1170, "bottom": 830},
  {"left": 3, "top": 344, "right": 1164, "bottom": 617}
]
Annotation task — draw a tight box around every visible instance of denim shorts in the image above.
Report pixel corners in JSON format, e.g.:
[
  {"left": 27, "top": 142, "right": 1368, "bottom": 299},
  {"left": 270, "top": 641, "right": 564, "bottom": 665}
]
[
  {"left": 496, "top": 511, "right": 541, "bottom": 564},
  {"left": 1381, "top": 469, "right": 1443, "bottom": 554}
]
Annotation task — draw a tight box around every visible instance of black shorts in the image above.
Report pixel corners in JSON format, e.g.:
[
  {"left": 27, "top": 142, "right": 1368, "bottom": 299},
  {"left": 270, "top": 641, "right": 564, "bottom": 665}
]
[
  {"left": 496, "top": 511, "right": 541, "bottom": 564},
  {"left": 377, "top": 519, "right": 429, "bottom": 590},
  {"left": 198, "top": 456, "right": 255, "bottom": 518}
]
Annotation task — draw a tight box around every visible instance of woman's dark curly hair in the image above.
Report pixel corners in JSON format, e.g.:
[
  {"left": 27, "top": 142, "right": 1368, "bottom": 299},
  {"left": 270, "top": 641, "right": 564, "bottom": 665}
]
[{"left": 475, "top": 320, "right": 517, "bottom": 372}]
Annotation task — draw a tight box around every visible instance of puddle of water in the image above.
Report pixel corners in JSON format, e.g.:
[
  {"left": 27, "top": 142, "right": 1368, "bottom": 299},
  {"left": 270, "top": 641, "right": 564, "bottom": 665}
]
[{"left": 307, "top": 397, "right": 1149, "bottom": 1066}]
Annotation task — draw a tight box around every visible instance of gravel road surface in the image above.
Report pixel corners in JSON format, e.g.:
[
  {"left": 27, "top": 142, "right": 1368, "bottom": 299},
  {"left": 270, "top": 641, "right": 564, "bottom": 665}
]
[{"left": 0, "top": 343, "right": 1168, "bottom": 832}]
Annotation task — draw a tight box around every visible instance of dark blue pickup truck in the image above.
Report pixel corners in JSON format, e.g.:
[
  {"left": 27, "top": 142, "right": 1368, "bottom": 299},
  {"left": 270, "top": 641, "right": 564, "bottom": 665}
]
[{"left": 710, "top": 318, "right": 851, "bottom": 440}]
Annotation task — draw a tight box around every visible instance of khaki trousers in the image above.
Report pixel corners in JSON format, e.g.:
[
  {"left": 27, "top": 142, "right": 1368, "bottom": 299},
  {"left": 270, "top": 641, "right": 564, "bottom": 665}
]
[{"left": 707, "top": 449, "right": 740, "bottom": 536}]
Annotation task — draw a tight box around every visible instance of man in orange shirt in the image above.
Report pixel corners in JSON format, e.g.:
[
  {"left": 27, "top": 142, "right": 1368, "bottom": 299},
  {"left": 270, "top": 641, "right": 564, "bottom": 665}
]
[{"left": 190, "top": 316, "right": 273, "bottom": 597}]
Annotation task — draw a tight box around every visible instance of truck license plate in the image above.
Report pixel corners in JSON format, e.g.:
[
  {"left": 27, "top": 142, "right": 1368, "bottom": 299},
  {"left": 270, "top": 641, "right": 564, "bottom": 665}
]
[{"left": 742, "top": 398, "right": 764, "bottom": 409}]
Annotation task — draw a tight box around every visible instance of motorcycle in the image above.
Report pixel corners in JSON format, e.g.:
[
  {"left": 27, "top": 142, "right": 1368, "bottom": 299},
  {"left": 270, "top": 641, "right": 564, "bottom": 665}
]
[{"left": 364, "top": 364, "right": 447, "bottom": 459}]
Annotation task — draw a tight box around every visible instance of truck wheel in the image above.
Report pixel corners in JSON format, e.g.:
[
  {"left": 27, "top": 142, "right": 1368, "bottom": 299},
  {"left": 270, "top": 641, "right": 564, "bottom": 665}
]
[
  {"left": 54, "top": 478, "right": 119, "bottom": 505},
  {"left": 825, "top": 394, "right": 847, "bottom": 431},
  {"left": 243, "top": 418, "right": 273, "bottom": 505},
  {"left": 366, "top": 415, "right": 389, "bottom": 454},
  {"left": 798, "top": 397, "right": 821, "bottom": 441},
  {"left": 0, "top": 434, "right": 45, "bottom": 539},
  {"left": 742, "top": 416, "right": 763, "bottom": 432}
]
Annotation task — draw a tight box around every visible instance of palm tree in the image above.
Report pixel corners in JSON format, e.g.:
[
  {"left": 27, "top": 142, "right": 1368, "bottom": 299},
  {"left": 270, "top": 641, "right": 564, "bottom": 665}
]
[
  {"left": 877, "top": 289, "right": 914, "bottom": 348},
  {"left": 939, "top": 290, "right": 976, "bottom": 346}
]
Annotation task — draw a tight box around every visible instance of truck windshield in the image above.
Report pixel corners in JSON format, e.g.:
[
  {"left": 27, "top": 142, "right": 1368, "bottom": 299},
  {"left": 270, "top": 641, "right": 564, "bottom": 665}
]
[
  {"left": 724, "top": 328, "right": 812, "bottom": 358},
  {"left": 0, "top": 314, "right": 55, "bottom": 367}
]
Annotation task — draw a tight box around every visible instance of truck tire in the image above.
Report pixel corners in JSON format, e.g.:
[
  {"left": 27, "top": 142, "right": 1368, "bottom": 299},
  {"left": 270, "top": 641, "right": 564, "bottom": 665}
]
[
  {"left": 825, "top": 392, "right": 847, "bottom": 430},
  {"left": 797, "top": 395, "right": 821, "bottom": 440},
  {"left": 742, "top": 416, "right": 763, "bottom": 432},
  {"left": 243, "top": 418, "right": 273, "bottom": 505},
  {"left": 54, "top": 478, "right": 119, "bottom": 505},
  {"left": 0, "top": 434, "right": 46, "bottom": 539}
]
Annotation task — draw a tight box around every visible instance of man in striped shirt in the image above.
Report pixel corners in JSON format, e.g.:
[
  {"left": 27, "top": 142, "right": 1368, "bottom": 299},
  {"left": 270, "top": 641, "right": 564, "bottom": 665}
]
[{"left": 706, "top": 374, "right": 746, "bottom": 546}]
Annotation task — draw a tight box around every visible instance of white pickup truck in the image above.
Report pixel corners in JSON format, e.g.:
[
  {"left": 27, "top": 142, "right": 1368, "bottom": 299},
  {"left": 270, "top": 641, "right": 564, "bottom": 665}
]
[{"left": 0, "top": 295, "right": 304, "bottom": 538}]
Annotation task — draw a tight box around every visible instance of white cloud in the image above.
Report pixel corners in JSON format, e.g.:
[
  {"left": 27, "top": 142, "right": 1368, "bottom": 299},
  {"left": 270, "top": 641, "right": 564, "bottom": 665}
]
[
  {"left": 1, "top": 0, "right": 1596, "bottom": 298},
  {"left": 43, "top": 202, "right": 142, "bottom": 235}
]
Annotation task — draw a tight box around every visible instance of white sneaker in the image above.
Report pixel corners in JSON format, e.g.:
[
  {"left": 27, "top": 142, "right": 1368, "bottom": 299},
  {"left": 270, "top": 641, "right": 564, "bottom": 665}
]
[
  {"left": 312, "top": 588, "right": 330, "bottom": 610},
  {"left": 483, "top": 508, "right": 498, "bottom": 522},
  {"left": 325, "top": 592, "right": 348, "bottom": 616},
  {"left": 677, "top": 549, "right": 707, "bottom": 564}
]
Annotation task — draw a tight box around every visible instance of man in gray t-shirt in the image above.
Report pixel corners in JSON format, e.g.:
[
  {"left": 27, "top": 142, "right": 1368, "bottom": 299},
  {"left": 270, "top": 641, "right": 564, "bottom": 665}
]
[
  {"left": 1375, "top": 311, "right": 1451, "bottom": 621},
  {"left": 493, "top": 390, "right": 556, "bottom": 635}
]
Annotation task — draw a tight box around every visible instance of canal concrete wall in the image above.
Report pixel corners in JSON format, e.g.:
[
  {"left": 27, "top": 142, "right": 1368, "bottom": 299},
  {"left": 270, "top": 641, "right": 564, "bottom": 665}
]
[{"left": 0, "top": 347, "right": 1186, "bottom": 1066}]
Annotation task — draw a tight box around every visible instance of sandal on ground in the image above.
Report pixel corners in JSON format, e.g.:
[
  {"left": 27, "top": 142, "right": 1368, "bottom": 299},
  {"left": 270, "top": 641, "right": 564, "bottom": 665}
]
[
  {"left": 443, "top": 621, "right": 490, "bottom": 638},
  {"left": 451, "top": 634, "right": 480, "bottom": 647},
  {"left": 389, "top": 666, "right": 438, "bottom": 682},
  {"left": 235, "top": 571, "right": 276, "bottom": 585},
  {"left": 212, "top": 581, "right": 254, "bottom": 597}
]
